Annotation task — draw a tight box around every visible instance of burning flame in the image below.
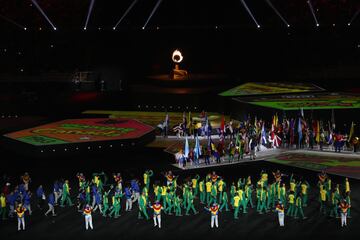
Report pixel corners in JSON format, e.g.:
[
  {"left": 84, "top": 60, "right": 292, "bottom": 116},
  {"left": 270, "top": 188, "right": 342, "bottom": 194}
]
[{"left": 172, "top": 49, "right": 183, "bottom": 63}]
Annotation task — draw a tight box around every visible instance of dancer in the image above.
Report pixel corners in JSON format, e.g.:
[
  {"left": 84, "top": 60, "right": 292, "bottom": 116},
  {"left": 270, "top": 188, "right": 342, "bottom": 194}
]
[
  {"left": 275, "top": 201, "right": 285, "bottom": 227},
  {"left": 339, "top": 199, "right": 351, "bottom": 227},
  {"left": 15, "top": 203, "right": 27, "bottom": 231},
  {"left": 151, "top": 201, "right": 163, "bottom": 228},
  {"left": 0, "top": 193, "right": 7, "bottom": 220},
  {"left": 44, "top": 192, "right": 56, "bottom": 217},
  {"left": 138, "top": 191, "right": 149, "bottom": 220},
  {"left": 60, "top": 180, "right": 73, "bottom": 207},
  {"left": 204, "top": 203, "right": 220, "bottom": 228},
  {"left": 185, "top": 190, "right": 198, "bottom": 215},
  {"left": 219, "top": 189, "right": 229, "bottom": 212},
  {"left": 144, "top": 170, "right": 154, "bottom": 190},
  {"left": 83, "top": 204, "right": 93, "bottom": 230},
  {"left": 294, "top": 193, "right": 306, "bottom": 219}
]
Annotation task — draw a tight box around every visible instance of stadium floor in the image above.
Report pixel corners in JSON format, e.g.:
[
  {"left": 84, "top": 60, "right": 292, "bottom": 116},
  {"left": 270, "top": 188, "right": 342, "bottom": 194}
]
[{"left": 0, "top": 147, "right": 358, "bottom": 240}]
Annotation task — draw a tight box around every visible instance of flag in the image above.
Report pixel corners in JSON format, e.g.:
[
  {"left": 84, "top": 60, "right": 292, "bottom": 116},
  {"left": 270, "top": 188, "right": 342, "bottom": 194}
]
[
  {"left": 164, "top": 113, "right": 169, "bottom": 127},
  {"left": 204, "top": 114, "right": 209, "bottom": 135},
  {"left": 298, "top": 117, "right": 303, "bottom": 144},
  {"left": 184, "top": 135, "right": 189, "bottom": 158},
  {"left": 194, "top": 136, "right": 201, "bottom": 159},
  {"left": 316, "top": 120, "right": 320, "bottom": 143},
  {"left": 220, "top": 115, "right": 225, "bottom": 133},
  {"left": 290, "top": 118, "right": 295, "bottom": 145},
  {"left": 210, "top": 138, "right": 217, "bottom": 152},
  {"left": 348, "top": 121, "right": 355, "bottom": 142},
  {"left": 187, "top": 111, "right": 192, "bottom": 130},
  {"left": 272, "top": 114, "right": 278, "bottom": 128},
  {"left": 235, "top": 133, "right": 240, "bottom": 149},
  {"left": 327, "top": 121, "right": 333, "bottom": 144},
  {"left": 261, "top": 122, "right": 267, "bottom": 145}
]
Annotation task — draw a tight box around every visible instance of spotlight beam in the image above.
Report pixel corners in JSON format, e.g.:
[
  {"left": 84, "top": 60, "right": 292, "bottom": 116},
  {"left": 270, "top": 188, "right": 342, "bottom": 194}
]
[
  {"left": 31, "top": 0, "right": 57, "bottom": 30},
  {"left": 240, "top": 0, "right": 261, "bottom": 28},
  {"left": 142, "top": 0, "right": 163, "bottom": 29},
  {"left": 307, "top": 0, "right": 319, "bottom": 26},
  {"left": 84, "top": 0, "right": 96, "bottom": 30},
  {"left": 349, "top": 8, "right": 360, "bottom": 25},
  {"left": 0, "top": 13, "right": 27, "bottom": 30},
  {"left": 265, "top": 0, "right": 290, "bottom": 27},
  {"left": 113, "top": 0, "right": 138, "bottom": 29}
]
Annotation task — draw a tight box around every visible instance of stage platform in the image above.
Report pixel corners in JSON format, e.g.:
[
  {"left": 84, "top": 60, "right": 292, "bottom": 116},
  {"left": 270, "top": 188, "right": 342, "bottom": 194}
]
[
  {"left": 1, "top": 118, "right": 155, "bottom": 157},
  {"left": 267, "top": 149, "right": 360, "bottom": 180},
  {"left": 170, "top": 148, "right": 360, "bottom": 179}
]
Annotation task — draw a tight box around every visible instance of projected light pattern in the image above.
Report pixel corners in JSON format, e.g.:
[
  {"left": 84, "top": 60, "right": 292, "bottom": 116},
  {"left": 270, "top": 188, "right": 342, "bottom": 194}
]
[
  {"left": 235, "top": 93, "right": 360, "bottom": 110},
  {"left": 4, "top": 118, "right": 154, "bottom": 146}
]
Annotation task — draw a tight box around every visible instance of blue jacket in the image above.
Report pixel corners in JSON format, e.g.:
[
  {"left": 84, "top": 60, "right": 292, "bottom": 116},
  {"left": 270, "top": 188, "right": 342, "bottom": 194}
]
[
  {"left": 54, "top": 182, "right": 60, "bottom": 192},
  {"left": 48, "top": 193, "right": 55, "bottom": 205},
  {"left": 131, "top": 180, "right": 140, "bottom": 193},
  {"left": 95, "top": 192, "right": 102, "bottom": 204},
  {"left": 124, "top": 187, "right": 132, "bottom": 199},
  {"left": 7, "top": 193, "right": 16, "bottom": 205},
  {"left": 92, "top": 185, "right": 98, "bottom": 195},
  {"left": 23, "top": 193, "right": 31, "bottom": 205},
  {"left": 36, "top": 187, "right": 44, "bottom": 198},
  {"left": 19, "top": 184, "right": 26, "bottom": 194},
  {"left": 79, "top": 192, "right": 86, "bottom": 202}
]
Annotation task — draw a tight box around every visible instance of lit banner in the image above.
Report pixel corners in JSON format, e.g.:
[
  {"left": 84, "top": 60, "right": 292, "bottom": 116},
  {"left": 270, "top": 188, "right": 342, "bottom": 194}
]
[
  {"left": 234, "top": 92, "right": 360, "bottom": 110},
  {"left": 4, "top": 118, "right": 154, "bottom": 146},
  {"left": 219, "top": 82, "right": 324, "bottom": 97}
]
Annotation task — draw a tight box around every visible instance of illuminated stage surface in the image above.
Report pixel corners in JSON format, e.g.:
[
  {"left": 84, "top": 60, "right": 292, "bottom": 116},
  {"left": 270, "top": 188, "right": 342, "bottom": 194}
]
[
  {"left": 2, "top": 118, "right": 155, "bottom": 154},
  {"left": 235, "top": 92, "right": 360, "bottom": 110},
  {"left": 219, "top": 82, "right": 324, "bottom": 97},
  {"left": 164, "top": 140, "right": 360, "bottom": 179},
  {"left": 267, "top": 150, "right": 360, "bottom": 179}
]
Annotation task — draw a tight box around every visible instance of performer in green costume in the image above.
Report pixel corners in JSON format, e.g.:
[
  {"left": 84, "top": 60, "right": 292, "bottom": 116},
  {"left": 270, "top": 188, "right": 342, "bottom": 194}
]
[{"left": 60, "top": 180, "right": 73, "bottom": 207}]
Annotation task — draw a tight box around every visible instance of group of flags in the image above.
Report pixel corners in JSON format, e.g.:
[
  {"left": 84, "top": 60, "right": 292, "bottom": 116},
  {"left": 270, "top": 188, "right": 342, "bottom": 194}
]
[
  {"left": 184, "top": 133, "right": 202, "bottom": 159},
  {"left": 178, "top": 110, "right": 357, "bottom": 159}
]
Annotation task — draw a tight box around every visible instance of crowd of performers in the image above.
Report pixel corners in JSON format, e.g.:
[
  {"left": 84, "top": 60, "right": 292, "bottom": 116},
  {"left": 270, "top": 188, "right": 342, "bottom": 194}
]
[
  {"left": 171, "top": 112, "right": 358, "bottom": 167},
  {"left": 0, "top": 169, "right": 352, "bottom": 231}
]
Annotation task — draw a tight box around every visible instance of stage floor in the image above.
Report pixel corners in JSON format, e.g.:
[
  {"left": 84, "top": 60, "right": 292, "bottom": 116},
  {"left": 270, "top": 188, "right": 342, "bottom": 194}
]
[
  {"left": 0, "top": 149, "right": 358, "bottom": 240},
  {"left": 267, "top": 150, "right": 360, "bottom": 180}
]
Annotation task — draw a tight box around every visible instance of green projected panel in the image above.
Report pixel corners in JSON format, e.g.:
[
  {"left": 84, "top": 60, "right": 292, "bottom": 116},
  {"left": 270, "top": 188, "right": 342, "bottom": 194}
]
[
  {"left": 236, "top": 93, "right": 360, "bottom": 110},
  {"left": 17, "top": 136, "right": 69, "bottom": 146},
  {"left": 219, "top": 82, "right": 324, "bottom": 97}
]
